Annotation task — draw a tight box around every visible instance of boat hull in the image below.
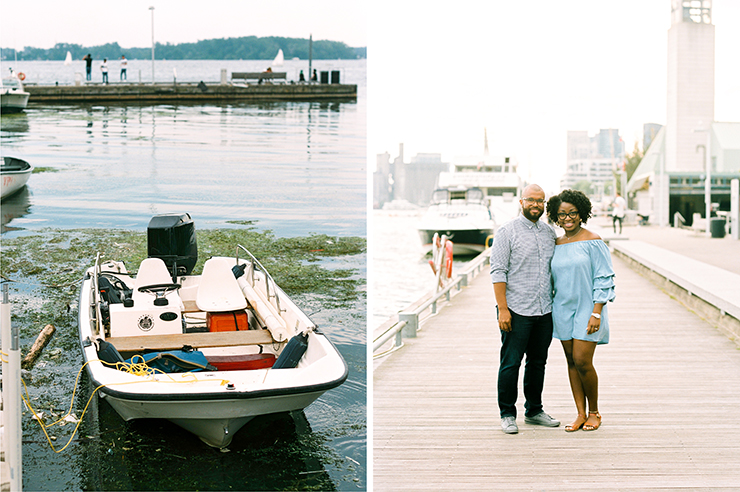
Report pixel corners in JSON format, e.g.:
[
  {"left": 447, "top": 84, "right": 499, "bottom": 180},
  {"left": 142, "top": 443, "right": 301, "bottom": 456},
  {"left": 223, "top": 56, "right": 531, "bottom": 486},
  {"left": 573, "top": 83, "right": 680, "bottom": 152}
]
[
  {"left": 419, "top": 228, "right": 493, "bottom": 255},
  {"left": 101, "top": 388, "right": 325, "bottom": 447},
  {"left": 0, "top": 92, "right": 29, "bottom": 113},
  {"left": 1, "top": 157, "right": 33, "bottom": 199}
]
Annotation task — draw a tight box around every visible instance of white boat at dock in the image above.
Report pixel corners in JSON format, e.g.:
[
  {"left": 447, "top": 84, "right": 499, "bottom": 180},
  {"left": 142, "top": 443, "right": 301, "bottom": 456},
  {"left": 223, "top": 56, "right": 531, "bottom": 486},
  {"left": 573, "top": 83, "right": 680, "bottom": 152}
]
[
  {"left": 418, "top": 187, "right": 495, "bottom": 256},
  {"left": 0, "top": 70, "right": 30, "bottom": 113},
  {"left": 78, "top": 213, "right": 348, "bottom": 448},
  {"left": 437, "top": 154, "right": 523, "bottom": 226},
  {"left": 1, "top": 157, "right": 33, "bottom": 199}
]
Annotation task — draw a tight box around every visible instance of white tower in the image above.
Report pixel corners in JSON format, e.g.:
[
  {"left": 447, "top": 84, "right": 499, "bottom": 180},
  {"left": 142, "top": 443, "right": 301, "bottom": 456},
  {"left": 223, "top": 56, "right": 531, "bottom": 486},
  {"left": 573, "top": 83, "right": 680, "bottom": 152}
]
[{"left": 666, "top": 0, "right": 714, "bottom": 172}]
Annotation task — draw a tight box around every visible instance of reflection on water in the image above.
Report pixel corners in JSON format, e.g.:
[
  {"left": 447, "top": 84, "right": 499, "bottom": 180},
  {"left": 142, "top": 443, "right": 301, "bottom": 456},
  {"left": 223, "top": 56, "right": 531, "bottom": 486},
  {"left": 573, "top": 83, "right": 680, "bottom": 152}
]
[
  {"left": 1, "top": 186, "right": 32, "bottom": 233},
  {"left": 1, "top": 100, "right": 365, "bottom": 237},
  {"left": 73, "top": 389, "right": 338, "bottom": 492}
]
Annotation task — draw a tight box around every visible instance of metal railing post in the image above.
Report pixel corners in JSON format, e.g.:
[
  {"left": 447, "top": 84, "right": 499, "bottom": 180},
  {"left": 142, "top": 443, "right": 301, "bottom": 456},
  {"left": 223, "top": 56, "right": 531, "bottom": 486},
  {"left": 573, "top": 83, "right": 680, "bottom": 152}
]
[{"left": 398, "top": 312, "right": 418, "bottom": 338}]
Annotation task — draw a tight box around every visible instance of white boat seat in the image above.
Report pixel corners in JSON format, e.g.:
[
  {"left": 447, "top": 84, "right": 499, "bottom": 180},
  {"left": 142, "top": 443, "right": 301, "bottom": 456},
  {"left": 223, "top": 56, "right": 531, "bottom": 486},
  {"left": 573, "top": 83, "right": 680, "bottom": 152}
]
[
  {"left": 196, "top": 257, "right": 248, "bottom": 312},
  {"left": 135, "top": 257, "right": 173, "bottom": 287},
  {"left": 132, "top": 257, "right": 184, "bottom": 310}
]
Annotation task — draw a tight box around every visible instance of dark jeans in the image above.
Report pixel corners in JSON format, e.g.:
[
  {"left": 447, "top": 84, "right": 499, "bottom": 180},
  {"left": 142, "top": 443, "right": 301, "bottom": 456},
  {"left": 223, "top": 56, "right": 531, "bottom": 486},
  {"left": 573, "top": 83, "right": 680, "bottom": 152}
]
[
  {"left": 613, "top": 215, "right": 623, "bottom": 233},
  {"left": 497, "top": 309, "right": 553, "bottom": 418}
]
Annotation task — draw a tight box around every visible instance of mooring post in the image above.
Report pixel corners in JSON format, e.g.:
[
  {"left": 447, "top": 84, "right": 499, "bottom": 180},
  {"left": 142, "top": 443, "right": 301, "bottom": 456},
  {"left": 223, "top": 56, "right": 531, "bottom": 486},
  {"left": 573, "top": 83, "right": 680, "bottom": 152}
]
[
  {"left": 1, "top": 283, "right": 22, "bottom": 491},
  {"left": 399, "top": 312, "right": 418, "bottom": 338}
]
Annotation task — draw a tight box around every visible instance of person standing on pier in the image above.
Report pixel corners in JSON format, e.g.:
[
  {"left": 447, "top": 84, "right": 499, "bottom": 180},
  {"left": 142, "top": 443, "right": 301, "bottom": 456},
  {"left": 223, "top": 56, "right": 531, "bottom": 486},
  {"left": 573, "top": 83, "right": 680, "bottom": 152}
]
[
  {"left": 611, "top": 192, "right": 627, "bottom": 234},
  {"left": 120, "top": 55, "right": 128, "bottom": 81},
  {"left": 490, "top": 184, "right": 560, "bottom": 434},
  {"left": 546, "top": 189, "right": 615, "bottom": 432},
  {"left": 83, "top": 53, "right": 93, "bottom": 81},
  {"left": 101, "top": 58, "right": 109, "bottom": 84}
]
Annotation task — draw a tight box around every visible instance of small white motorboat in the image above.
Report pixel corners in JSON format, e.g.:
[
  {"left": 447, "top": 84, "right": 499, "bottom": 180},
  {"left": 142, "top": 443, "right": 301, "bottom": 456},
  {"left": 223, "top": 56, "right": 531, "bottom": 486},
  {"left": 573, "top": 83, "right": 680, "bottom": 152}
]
[
  {"left": 418, "top": 187, "right": 495, "bottom": 255},
  {"left": 78, "top": 213, "right": 348, "bottom": 448},
  {"left": 1, "top": 157, "right": 33, "bottom": 199},
  {"left": 0, "top": 70, "right": 30, "bottom": 113}
]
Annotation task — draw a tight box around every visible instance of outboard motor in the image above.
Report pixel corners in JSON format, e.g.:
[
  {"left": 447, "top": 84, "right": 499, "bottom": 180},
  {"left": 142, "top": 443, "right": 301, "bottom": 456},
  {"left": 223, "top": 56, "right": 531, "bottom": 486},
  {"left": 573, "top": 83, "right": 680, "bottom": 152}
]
[{"left": 147, "top": 213, "right": 198, "bottom": 279}]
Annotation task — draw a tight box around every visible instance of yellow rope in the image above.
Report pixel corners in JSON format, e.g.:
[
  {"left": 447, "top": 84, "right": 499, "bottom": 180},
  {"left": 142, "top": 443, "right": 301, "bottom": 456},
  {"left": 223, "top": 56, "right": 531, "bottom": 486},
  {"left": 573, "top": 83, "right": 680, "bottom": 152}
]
[{"left": 18, "top": 357, "right": 232, "bottom": 454}]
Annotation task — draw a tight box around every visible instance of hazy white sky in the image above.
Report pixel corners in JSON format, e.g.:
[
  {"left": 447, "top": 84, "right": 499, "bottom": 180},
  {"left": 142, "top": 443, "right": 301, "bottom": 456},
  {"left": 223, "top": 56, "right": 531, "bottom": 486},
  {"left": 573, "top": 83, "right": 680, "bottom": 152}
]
[
  {"left": 368, "top": 0, "right": 740, "bottom": 192},
  {"left": 0, "top": 0, "right": 367, "bottom": 49},
  {"left": 2, "top": 1, "right": 739, "bottom": 193}
]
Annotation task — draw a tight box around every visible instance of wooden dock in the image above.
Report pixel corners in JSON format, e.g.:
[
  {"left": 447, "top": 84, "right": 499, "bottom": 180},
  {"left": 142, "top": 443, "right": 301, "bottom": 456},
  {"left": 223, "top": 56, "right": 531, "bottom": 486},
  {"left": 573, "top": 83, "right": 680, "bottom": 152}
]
[
  {"left": 25, "top": 82, "right": 357, "bottom": 104},
  {"left": 373, "top": 253, "right": 740, "bottom": 490}
]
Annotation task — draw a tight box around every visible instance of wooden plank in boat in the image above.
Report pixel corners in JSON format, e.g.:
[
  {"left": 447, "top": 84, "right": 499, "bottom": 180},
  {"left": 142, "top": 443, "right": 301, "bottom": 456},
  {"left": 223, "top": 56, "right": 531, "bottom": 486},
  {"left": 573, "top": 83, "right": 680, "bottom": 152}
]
[{"left": 108, "top": 329, "right": 275, "bottom": 352}]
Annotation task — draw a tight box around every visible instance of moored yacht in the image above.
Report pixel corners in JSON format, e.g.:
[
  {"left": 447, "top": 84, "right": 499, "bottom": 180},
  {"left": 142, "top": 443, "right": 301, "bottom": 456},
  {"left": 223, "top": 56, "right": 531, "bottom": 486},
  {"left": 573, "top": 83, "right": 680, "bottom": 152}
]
[
  {"left": 0, "top": 70, "right": 30, "bottom": 113},
  {"left": 437, "top": 154, "right": 523, "bottom": 226},
  {"left": 418, "top": 187, "right": 495, "bottom": 255}
]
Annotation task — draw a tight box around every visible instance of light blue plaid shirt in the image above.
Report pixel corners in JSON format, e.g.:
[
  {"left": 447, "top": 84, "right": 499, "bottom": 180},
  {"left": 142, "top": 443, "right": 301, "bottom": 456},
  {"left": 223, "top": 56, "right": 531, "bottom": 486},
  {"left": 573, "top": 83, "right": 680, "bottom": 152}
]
[{"left": 490, "top": 214, "right": 557, "bottom": 316}]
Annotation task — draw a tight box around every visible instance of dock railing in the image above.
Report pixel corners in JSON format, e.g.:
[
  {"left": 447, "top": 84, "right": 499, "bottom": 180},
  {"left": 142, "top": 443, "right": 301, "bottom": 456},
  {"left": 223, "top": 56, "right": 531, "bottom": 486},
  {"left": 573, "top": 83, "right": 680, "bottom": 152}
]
[
  {"left": 1, "top": 282, "right": 22, "bottom": 491},
  {"left": 373, "top": 248, "right": 491, "bottom": 358}
]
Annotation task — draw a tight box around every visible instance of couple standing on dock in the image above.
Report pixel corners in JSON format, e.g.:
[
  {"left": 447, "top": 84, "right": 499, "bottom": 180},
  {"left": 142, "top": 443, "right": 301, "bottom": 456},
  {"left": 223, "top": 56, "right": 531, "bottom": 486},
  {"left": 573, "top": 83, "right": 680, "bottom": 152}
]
[{"left": 490, "top": 184, "right": 615, "bottom": 434}]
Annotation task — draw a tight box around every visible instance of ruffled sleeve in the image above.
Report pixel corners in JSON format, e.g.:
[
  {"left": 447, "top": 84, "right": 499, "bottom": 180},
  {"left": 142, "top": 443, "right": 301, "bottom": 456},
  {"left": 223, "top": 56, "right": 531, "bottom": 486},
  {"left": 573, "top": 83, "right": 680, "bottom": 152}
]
[{"left": 591, "top": 241, "right": 616, "bottom": 303}]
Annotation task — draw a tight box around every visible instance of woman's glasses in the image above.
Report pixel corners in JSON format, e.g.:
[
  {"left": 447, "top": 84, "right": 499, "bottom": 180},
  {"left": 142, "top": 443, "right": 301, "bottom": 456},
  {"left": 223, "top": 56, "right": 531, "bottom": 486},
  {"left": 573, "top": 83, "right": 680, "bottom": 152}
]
[{"left": 557, "top": 211, "right": 580, "bottom": 220}]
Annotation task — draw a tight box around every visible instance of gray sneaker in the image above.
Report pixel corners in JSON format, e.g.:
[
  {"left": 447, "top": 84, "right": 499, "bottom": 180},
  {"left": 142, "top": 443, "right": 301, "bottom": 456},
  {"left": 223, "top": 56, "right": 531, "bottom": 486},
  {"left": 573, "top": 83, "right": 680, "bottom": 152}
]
[
  {"left": 501, "top": 416, "right": 518, "bottom": 434},
  {"left": 524, "top": 412, "right": 560, "bottom": 427}
]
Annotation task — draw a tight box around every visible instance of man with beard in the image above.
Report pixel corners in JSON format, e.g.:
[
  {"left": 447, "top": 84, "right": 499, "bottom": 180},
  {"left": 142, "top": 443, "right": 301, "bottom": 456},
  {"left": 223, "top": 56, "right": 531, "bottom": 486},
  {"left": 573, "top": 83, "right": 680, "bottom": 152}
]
[{"left": 490, "top": 184, "right": 560, "bottom": 434}]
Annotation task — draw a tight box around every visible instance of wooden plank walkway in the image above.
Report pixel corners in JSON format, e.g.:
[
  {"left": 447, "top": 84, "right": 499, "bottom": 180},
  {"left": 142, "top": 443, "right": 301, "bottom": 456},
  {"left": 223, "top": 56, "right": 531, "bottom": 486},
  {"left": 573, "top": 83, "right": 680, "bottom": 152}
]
[{"left": 373, "top": 254, "right": 740, "bottom": 490}]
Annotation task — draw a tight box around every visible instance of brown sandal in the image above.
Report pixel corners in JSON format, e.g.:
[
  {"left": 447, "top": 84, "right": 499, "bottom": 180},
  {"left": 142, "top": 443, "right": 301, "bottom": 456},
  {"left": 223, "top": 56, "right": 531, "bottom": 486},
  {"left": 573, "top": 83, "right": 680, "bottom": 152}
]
[
  {"left": 565, "top": 414, "right": 587, "bottom": 432},
  {"left": 583, "top": 411, "right": 602, "bottom": 431}
]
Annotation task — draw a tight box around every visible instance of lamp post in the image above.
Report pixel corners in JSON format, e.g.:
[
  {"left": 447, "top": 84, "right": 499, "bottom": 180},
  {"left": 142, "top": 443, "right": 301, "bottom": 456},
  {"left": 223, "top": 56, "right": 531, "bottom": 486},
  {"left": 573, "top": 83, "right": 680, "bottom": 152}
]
[
  {"left": 149, "top": 6, "right": 155, "bottom": 85},
  {"left": 694, "top": 125, "right": 712, "bottom": 238}
]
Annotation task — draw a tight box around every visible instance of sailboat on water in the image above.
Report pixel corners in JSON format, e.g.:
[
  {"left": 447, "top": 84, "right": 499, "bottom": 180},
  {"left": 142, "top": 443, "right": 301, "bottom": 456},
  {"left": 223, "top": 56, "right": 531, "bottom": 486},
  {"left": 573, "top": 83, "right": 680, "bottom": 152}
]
[
  {"left": 64, "top": 51, "right": 72, "bottom": 66},
  {"left": 272, "top": 49, "right": 284, "bottom": 67}
]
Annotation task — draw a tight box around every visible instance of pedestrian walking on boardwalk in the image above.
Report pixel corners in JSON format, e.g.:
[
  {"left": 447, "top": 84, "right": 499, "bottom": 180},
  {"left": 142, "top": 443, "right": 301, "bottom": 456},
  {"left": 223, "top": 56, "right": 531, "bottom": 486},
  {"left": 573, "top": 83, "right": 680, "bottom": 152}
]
[
  {"left": 490, "top": 184, "right": 561, "bottom": 434},
  {"left": 611, "top": 192, "right": 627, "bottom": 234},
  {"left": 546, "top": 189, "right": 615, "bottom": 432},
  {"left": 101, "top": 58, "right": 109, "bottom": 84}
]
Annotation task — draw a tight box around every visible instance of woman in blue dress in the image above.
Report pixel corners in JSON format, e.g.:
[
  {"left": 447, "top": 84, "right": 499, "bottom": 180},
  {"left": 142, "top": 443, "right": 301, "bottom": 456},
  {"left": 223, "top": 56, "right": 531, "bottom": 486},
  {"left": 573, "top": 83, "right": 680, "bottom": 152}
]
[{"left": 546, "top": 189, "right": 615, "bottom": 432}]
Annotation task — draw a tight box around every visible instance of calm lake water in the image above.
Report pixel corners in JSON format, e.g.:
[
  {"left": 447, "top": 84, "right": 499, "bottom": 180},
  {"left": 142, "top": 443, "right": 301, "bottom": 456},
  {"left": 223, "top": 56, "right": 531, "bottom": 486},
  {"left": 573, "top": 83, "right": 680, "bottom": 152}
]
[
  {"left": 1, "top": 59, "right": 366, "bottom": 491},
  {"left": 370, "top": 209, "right": 487, "bottom": 330}
]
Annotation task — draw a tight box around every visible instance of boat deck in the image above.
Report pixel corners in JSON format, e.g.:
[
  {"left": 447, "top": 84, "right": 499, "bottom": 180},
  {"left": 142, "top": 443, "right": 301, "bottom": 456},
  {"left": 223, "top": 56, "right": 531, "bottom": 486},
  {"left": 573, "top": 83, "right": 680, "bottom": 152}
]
[{"left": 107, "top": 328, "right": 275, "bottom": 354}]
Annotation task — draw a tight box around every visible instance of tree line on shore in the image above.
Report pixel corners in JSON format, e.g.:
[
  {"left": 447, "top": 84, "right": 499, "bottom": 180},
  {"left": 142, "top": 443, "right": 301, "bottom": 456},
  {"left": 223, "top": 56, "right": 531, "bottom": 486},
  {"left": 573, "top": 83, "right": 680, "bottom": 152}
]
[{"left": 0, "top": 36, "right": 366, "bottom": 61}]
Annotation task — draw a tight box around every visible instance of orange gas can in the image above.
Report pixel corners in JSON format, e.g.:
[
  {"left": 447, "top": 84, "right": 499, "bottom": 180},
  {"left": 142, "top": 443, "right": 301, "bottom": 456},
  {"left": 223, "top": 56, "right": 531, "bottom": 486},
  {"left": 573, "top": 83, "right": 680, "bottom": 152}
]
[{"left": 207, "top": 310, "right": 248, "bottom": 332}]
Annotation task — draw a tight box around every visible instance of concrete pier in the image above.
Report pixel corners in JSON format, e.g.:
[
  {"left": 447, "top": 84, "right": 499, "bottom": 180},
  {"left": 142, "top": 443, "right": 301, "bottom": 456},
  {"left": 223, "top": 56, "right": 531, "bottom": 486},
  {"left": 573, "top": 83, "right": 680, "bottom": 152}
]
[
  {"left": 374, "top": 223, "right": 740, "bottom": 490},
  {"left": 25, "top": 82, "right": 357, "bottom": 104}
]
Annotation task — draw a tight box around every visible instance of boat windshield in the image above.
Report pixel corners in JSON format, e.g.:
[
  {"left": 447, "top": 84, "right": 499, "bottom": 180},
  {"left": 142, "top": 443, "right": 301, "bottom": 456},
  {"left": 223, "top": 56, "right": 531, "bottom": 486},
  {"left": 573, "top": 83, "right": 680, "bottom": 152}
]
[
  {"left": 466, "top": 188, "right": 484, "bottom": 202},
  {"left": 2, "top": 78, "right": 21, "bottom": 89},
  {"left": 431, "top": 189, "right": 449, "bottom": 204}
]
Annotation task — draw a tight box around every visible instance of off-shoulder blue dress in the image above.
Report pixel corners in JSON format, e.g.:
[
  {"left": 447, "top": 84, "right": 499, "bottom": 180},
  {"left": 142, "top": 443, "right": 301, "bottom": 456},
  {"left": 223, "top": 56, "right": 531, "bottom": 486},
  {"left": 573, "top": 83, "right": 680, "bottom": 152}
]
[{"left": 551, "top": 240, "right": 615, "bottom": 344}]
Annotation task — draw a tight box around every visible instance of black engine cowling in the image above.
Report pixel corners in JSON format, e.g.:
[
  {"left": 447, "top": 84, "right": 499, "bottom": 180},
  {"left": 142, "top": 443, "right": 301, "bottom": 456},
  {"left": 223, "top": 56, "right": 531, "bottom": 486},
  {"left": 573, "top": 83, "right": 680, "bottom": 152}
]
[{"left": 147, "top": 213, "right": 198, "bottom": 278}]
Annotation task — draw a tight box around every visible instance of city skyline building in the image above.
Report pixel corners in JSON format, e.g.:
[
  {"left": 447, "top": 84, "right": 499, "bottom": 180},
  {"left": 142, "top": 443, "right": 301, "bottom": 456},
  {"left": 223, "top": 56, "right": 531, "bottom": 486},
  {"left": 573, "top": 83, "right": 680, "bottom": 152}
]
[
  {"left": 628, "top": 0, "right": 740, "bottom": 231},
  {"left": 561, "top": 129, "right": 625, "bottom": 199}
]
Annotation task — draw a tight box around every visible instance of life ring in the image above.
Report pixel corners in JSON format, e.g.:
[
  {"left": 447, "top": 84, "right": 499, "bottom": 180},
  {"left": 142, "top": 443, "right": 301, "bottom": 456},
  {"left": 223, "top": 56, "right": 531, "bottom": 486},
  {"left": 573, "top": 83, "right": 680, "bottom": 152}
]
[{"left": 17, "top": 72, "right": 26, "bottom": 81}]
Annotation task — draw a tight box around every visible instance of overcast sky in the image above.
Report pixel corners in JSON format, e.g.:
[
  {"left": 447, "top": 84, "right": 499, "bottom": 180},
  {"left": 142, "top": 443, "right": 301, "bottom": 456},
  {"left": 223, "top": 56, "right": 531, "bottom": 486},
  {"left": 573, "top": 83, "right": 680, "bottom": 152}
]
[
  {"left": 368, "top": 0, "right": 740, "bottom": 192},
  {"left": 0, "top": 0, "right": 367, "bottom": 49},
  {"left": 2, "top": 1, "right": 739, "bottom": 193}
]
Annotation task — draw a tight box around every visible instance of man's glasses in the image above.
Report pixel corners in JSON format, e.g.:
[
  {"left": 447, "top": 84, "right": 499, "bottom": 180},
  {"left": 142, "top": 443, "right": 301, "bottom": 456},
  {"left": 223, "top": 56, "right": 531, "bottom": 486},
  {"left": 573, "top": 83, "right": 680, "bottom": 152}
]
[
  {"left": 557, "top": 211, "right": 580, "bottom": 220},
  {"left": 522, "top": 197, "right": 544, "bottom": 205}
]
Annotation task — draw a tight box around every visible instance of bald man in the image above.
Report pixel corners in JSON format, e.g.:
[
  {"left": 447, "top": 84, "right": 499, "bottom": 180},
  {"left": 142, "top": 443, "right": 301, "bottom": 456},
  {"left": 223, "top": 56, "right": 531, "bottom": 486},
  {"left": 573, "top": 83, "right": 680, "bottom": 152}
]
[{"left": 490, "top": 184, "right": 560, "bottom": 434}]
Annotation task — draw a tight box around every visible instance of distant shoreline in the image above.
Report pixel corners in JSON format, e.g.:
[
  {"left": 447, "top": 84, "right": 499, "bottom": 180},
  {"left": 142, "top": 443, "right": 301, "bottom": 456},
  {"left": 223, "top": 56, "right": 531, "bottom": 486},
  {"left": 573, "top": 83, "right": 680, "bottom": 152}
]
[{"left": 1, "top": 35, "right": 367, "bottom": 62}]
